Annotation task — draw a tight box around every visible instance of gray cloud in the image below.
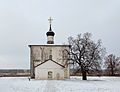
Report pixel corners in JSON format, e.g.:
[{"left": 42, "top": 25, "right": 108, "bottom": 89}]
[{"left": 0, "top": 0, "right": 120, "bottom": 68}]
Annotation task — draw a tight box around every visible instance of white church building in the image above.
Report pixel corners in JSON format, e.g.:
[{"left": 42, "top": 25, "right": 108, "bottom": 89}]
[{"left": 29, "top": 18, "right": 70, "bottom": 80}]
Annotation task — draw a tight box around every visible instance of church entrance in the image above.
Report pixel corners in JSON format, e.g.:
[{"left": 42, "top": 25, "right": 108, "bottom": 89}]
[
  {"left": 48, "top": 71, "right": 53, "bottom": 79},
  {"left": 56, "top": 73, "right": 60, "bottom": 80}
]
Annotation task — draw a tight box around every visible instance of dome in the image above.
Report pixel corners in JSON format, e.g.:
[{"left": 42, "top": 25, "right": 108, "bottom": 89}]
[
  {"left": 46, "top": 24, "right": 55, "bottom": 36},
  {"left": 46, "top": 31, "right": 55, "bottom": 36}
]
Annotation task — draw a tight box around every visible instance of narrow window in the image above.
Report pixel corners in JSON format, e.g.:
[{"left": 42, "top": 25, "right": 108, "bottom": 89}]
[{"left": 49, "top": 49, "right": 52, "bottom": 59}]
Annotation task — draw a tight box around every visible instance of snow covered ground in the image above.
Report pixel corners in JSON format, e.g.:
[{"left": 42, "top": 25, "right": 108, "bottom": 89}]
[{"left": 0, "top": 76, "right": 120, "bottom": 92}]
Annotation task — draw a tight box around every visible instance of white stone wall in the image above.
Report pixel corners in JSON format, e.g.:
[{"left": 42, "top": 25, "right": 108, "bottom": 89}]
[
  {"left": 31, "top": 45, "right": 69, "bottom": 65},
  {"left": 35, "top": 60, "right": 64, "bottom": 80},
  {"left": 30, "top": 45, "right": 70, "bottom": 79}
]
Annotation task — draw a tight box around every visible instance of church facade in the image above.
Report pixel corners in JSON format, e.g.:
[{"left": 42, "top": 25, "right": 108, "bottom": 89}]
[{"left": 29, "top": 18, "right": 70, "bottom": 80}]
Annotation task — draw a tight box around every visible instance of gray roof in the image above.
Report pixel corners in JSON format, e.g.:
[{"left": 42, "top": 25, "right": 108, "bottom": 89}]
[{"left": 28, "top": 44, "right": 70, "bottom": 47}]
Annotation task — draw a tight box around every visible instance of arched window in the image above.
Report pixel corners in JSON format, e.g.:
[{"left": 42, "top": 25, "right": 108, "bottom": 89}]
[
  {"left": 48, "top": 71, "right": 53, "bottom": 79},
  {"left": 49, "top": 49, "right": 52, "bottom": 59},
  {"left": 56, "top": 73, "right": 60, "bottom": 80}
]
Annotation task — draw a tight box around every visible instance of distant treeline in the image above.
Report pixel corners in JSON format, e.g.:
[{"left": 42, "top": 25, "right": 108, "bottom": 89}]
[
  {"left": 70, "top": 68, "right": 120, "bottom": 76},
  {"left": 0, "top": 69, "right": 30, "bottom": 77}
]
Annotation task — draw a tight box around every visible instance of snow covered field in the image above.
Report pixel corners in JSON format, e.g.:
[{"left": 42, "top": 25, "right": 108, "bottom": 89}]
[{"left": 0, "top": 76, "right": 120, "bottom": 92}]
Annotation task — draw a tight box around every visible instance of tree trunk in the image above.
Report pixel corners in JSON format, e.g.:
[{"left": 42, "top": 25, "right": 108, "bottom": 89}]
[
  {"left": 82, "top": 71, "right": 87, "bottom": 80},
  {"left": 111, "top": 67, "right": 114, "bottom": 76}
]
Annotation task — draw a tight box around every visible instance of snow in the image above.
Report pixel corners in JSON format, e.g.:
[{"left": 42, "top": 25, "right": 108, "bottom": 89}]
[{"left": 0, "top": 76, "right": 120, "bottom": 92}]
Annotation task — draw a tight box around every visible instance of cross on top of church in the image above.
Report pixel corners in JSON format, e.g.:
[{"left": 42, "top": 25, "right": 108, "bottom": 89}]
[{"left": 48, "top": 17, "right": 53, "bottom": 25}]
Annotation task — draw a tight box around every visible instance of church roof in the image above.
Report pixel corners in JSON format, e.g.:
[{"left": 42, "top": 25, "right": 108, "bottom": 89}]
[
  {"left": 34, "top": 59, "right": 65, "bottom": 68},
  {"left": 28, "top": 44, "right": 70, "bottom": 47}
]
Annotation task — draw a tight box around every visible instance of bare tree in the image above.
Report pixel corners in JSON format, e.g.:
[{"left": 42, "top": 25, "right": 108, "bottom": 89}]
[
  {"left": 68, "top": 33, "right": 105, "bottom": 80},
  {"left": 104, "top": 54, "right": 120, "bottom": 76}
]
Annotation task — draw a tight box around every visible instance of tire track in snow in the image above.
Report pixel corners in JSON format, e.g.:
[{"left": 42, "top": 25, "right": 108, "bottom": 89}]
[{"left": 44, "top": 80, "right": 56, "bottom": 92}]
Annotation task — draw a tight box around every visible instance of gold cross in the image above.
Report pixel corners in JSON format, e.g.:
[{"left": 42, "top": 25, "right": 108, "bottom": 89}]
[{"left": 48, "top": 17, "right": 53, "bottom": 24}]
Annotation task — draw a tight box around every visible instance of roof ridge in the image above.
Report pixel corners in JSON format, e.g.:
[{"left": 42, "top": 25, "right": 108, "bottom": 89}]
[{"left": 35, "top": 59, "right": 65, "bottom": 68}]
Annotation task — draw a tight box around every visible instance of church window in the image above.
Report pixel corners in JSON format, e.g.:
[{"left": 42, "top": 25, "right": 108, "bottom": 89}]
[
  {"left": 48, "top": 71, "right": 53, "bottom": 79},
  {"left": 49, "top": 49, "right": 52, "bottom": 59},
  {"left": 49, "top": 55, "right": 52, "bottom": 59}
]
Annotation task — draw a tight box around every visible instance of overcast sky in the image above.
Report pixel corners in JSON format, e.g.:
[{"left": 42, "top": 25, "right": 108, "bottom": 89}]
[{"left": 0, "top": 0, "right": 120, "bottom": 69}]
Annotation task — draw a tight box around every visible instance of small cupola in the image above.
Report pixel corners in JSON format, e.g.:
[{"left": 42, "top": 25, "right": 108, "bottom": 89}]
[{"left": 46, "top": 17, "right": 55, "bottom": 44}]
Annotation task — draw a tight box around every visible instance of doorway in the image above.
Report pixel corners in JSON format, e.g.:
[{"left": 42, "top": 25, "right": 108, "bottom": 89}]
[{"left": 56, "top": 73, "right": 60, "bottom": 80}]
